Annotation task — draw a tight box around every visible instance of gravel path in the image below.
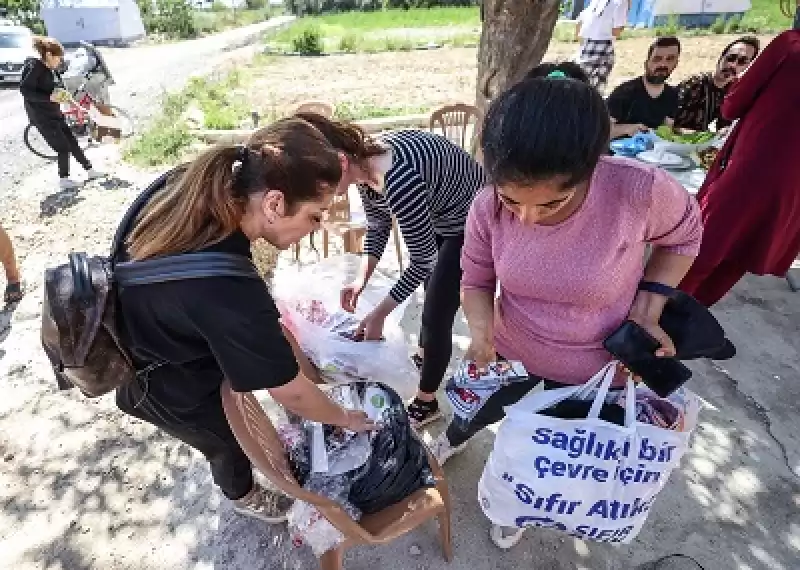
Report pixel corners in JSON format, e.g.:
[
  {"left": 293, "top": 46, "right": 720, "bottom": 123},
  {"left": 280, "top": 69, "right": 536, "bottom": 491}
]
[{"left": 0, "top": 17, "right": 293, "bottom": 201}]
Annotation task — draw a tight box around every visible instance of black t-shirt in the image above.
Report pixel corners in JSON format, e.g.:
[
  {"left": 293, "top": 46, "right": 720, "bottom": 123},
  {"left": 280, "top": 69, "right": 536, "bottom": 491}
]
[
  {"left": 606, "top": 77, "right": 679, "bottom": 130},
  {"left": 118, "top": 230, "right": 299, "bottom": 413}
]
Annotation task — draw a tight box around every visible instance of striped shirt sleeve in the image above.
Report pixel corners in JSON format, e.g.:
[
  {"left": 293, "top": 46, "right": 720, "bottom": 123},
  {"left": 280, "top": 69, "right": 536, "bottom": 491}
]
[
  {"left": 384, "top": 168, "right": 439, "bottom": 303},
  {"left": 361, "top": 184, "right": 393, "bottom": 262}
]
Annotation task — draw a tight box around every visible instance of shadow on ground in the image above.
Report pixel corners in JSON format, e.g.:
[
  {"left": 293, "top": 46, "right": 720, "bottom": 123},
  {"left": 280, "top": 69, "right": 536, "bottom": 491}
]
[{"left": 0, "top": 253, "right": 797, "bottom": 568}]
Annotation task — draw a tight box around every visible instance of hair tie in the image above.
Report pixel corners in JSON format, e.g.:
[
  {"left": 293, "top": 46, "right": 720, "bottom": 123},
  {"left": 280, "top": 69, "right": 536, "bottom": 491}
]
[
  {"left": 236, "top": 145, "right": 249, "bottom": 163},
  {"left": 547, "top": 70, "right": 568, "bottom": 79}
]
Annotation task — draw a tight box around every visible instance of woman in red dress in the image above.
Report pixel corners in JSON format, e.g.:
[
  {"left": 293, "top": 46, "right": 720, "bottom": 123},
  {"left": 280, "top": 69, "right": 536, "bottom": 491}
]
[{"left": 679, "top": 30, "right": 800, "bottom": 306}]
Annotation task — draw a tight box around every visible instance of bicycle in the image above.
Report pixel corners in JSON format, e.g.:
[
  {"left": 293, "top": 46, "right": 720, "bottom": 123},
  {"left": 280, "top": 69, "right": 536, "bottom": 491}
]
[{"left": 23, "top": 74, "right": 135, "bottom": 161}]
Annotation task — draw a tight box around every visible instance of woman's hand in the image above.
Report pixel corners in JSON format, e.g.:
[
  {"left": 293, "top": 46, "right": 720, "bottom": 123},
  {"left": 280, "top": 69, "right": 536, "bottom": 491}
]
[
  {"left": 356, "top": 309, "right": 386, "bottom": 341},
  {"left": 628, "top": 290, "right": 678, "bottom": 358},
  {"left": 340, "top": 281, "right": 365, "bottom": 313},
  {"left": 343, "top": 410, "right": 377, "bottom": 432},
  {"left": 465, "top": 335, "right": 496, "bottom": 373}
]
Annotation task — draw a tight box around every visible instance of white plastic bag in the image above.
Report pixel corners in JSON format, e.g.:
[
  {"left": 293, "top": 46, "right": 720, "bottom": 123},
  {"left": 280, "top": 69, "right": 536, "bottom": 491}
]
[
  {"left": 478, "top": 362, "right": 697, "bottom": 544},
  {"left": 273, "top": 255, "right": 417, "bottom": 401}
]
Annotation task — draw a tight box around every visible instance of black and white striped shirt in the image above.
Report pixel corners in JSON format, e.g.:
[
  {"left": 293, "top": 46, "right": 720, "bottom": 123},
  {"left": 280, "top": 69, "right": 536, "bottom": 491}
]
[{"left": 360, "top": 129, "right": 485, "bottom": 303}]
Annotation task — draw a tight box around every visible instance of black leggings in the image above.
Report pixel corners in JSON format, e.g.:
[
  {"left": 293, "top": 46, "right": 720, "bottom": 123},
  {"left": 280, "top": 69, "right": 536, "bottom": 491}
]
[
  {"left": 33, "top": 117, "right": 92, "bottom": 178},
  {"left": 445, "top": 377, "right": 569, "bottom": 447},
  {"left": 116, "top": 378, "right": 253, "bottom": 500},
  {"left": 418, "top": 233, "right": 465, "bottom": 395}
]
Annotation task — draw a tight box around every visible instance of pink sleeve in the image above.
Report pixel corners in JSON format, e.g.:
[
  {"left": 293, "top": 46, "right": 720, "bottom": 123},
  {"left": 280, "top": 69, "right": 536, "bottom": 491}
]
[
  {"left": 643, "top": 169, "right": 703, "bottom": 256},
  {"left": 461, "top": 188, "right": 497, "bottom": 292}
]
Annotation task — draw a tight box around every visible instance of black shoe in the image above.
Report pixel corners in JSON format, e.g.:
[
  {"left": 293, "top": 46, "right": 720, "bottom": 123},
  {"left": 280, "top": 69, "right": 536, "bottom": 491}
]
[{"left": 407, "top": 398, "right": 443, "bottom": 428}]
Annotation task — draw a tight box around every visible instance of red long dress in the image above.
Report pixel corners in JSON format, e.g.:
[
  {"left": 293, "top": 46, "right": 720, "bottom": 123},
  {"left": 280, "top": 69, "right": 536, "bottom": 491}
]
[{"left": 679, "top": 30, "right": 800, "bottom": 306}]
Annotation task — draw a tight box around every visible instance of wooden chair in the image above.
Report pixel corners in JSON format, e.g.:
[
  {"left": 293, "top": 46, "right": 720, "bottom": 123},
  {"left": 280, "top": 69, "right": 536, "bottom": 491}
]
[
  {"left": 220, "top": 380, "right": 453, "bottom": 570},
  {"left": 323, "top": 191, "right": 405, "bottom": 271},
  {"left": 429, "top": 104, "right": 481, "bottom": 153},
  {"left": 294, "top": 100, "right": 335, "bottom": 118}
]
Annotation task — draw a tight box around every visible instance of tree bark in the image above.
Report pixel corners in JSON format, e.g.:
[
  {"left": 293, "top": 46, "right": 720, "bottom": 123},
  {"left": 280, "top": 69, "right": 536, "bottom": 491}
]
[{"left": 475, "top": 0, "right": 563, "bottom": 116}]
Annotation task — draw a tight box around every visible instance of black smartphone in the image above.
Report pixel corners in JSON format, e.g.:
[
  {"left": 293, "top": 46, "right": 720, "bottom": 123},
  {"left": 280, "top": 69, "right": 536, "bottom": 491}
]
[{"left": 603, "top": 320, "right": 692, "bottom": 398}]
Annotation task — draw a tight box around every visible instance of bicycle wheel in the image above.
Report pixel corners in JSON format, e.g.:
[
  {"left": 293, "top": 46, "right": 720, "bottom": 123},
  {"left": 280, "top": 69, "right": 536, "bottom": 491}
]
[
  {"left": 24, "top": 123, "right": 91, "bottom": 161},
  {"left": 23, "top": 124, "right": 58, "bottom": 160}
]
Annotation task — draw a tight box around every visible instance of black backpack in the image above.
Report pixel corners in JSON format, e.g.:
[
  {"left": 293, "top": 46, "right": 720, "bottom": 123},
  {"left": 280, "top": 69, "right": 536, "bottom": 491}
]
[{"left": 41, "top": 171, "right": 261, "bottom": 398}]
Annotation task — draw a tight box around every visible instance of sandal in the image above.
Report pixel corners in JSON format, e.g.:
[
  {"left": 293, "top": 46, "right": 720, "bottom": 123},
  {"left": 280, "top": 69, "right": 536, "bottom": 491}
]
[
  {"left": 407, "top": 397, "right": 443, "bottom": 428},
  {"left": 3, "top": 282, "right": 23, "bottom": 305}
]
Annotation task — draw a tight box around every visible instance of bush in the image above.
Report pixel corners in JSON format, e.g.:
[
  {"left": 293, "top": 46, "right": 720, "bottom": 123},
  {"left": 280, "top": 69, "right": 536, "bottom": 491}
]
[
  {"left": 284, "top": 0, "right": 383, "bottom": 16},
  {"left": 338, "top": 33, "right": 360, "bottom": 52},
  {"left": 290, "top": 24, "right": 325, "bottom": 54},
  {"left": 137, "top": 0, "right": 197, "bottom": 39}
]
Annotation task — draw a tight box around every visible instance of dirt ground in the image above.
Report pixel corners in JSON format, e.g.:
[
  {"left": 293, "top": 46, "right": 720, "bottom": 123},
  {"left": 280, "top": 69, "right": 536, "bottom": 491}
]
[{"left": 247, "top": 34, "right": 776, "bottom": 115}]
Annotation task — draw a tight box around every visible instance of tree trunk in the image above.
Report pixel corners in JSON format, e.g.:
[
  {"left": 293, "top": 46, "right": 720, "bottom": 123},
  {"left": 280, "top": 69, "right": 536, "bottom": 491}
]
[{"left": 475, "top": 0, "right": 563, "bottom": 116}]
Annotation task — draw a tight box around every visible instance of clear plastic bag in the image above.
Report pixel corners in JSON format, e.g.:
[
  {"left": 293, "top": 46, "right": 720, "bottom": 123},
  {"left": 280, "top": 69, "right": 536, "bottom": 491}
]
[
  {"left": 273, "top": 255, "right": 417, "bottom": 401},
  {"left": 288, "top": 474, "right": 362, "bottom": 557}
]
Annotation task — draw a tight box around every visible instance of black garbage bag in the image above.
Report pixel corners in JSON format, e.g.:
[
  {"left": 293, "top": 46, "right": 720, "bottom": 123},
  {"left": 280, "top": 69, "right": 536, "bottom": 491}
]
[
  {"left": 282, "top": 382, "right": 434, "bottom": 515},
  {"left": 348, "top": 383, "right": 435, "bottom": 514}
]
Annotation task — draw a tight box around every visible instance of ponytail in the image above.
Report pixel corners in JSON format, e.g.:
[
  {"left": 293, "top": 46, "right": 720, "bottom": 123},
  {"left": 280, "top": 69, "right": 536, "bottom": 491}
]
[
  {"left": 127, "top": 118, "right": 342, "bottom": 260},
  {"left": 292, "top": 112, "right": 386, "bottom": 162},
  {"left": 32, "top": 36, "right": 64, "bottom": 59}
]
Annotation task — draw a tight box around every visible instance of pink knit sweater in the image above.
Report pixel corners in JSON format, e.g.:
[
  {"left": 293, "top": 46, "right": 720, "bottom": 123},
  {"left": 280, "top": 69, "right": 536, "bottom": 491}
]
[{"left": 461, "top": 156, "right": 703, "bottom": 385}]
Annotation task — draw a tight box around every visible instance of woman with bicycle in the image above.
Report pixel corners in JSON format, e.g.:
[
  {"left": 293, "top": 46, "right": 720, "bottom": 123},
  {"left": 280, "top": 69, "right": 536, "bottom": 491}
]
[{"left": 20, "top": 36, "right": 103, "bottom": 190}]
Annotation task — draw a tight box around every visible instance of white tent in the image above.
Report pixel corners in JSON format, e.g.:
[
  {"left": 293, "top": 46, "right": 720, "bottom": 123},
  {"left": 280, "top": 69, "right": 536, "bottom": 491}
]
[
  {"left": 627, "top": 0, "right": 751, "bottom": 28},
  {"left": 40, "top": 0, "right": 146, "bottom": 46}
]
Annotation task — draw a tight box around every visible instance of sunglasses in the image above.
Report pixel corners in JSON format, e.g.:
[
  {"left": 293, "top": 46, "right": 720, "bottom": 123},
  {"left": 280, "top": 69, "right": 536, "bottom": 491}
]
[{"left": 724, "top": 53, "right": 751, "bottom": 66}]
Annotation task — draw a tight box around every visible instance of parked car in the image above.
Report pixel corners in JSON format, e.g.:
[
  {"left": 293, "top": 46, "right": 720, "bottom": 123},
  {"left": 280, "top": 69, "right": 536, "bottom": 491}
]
[{"left": 0, "top": 25, "right": 34, "bottom": 85}]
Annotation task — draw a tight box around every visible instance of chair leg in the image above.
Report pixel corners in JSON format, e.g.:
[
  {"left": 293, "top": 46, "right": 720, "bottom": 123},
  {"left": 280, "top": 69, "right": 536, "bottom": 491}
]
[
  {"left": 319, "top": 547, "right": 344, "bottom": 570},
  {"left": 437, "top": 511, "right": 453, "bottom": 562}
]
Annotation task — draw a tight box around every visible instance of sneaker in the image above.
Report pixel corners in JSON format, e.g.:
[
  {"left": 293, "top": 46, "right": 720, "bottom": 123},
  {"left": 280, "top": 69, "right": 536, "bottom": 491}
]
[
  {"left": 428, "top": 432, "right": 468, "bottom": 466},
  {"left": 407, "top": 397, "right": 443, "bottom": 428},
  {"left": 86, "top": 168, "right": 106, "bottom": 180},
  {"left": 490, "top": 524, "right": 525, "bottom": 550},
  {"left": 232, "top": 483, "right": 293, "bottom": 524},
  {"left": 59, "top": 178, "right": 79, "bottom": 190}
]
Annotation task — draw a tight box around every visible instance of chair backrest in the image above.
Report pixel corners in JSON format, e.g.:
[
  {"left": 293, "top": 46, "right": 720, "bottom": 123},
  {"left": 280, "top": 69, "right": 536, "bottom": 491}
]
[
  {"left": 328, "top": 192, "right": 353, "bottom": 224},
  {"left": 220, "top": 380, "right": 373, "bottom": 541},
  {"left": 294, "top": 100, "right": 335, "bottom": 118},
  {"left": 429, "top": 103, "right": 481, "bottom": 151}
]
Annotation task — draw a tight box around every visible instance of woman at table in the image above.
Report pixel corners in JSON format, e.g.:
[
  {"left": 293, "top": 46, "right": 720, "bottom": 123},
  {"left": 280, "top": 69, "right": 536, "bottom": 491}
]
[
  {"left": 679, "top": 30, "right": 800, "bottom": 306},
  {"left": 426, "top": 72, "right": 702, "bottom": 549},
  {"left": 294, "top": 112, "right": 486, "bottom": 427}
]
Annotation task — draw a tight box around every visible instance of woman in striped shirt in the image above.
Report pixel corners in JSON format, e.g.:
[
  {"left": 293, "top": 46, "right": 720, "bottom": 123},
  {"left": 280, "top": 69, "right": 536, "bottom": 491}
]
[{"left": 296, "top": 113, "right": 485, "bottom": 425}]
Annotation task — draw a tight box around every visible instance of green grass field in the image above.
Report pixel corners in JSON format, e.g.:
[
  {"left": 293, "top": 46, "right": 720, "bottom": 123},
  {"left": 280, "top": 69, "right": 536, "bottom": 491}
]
[
  {"left": 310, "top": 6, "right": 479, "bottom": 31},
  {"left": 194, "top": 7, "right": 275, "bottom": 35},
  {"left": 267, "top": 0, "right": 789, "bottom": 55},
  {"left": 266, "top": 6, "right": 481, "bottom": 53}
]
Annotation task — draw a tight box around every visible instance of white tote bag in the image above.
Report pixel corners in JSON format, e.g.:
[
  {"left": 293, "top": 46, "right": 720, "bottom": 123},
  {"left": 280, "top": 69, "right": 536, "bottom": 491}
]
[{"left": 478, "top": 362, "right": 694, "bottom": 544}]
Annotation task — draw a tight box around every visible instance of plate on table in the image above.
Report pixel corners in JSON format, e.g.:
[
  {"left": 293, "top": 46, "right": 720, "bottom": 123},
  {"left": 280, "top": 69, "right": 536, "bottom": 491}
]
[{"left": 637, "top": 150, "right": 685, "bottom": 167}]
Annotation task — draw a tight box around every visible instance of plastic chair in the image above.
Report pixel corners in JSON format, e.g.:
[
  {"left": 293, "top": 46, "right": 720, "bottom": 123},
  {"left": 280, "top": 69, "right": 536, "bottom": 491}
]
[
  {"left": 323, "top": 192, "right": 405, "bottom": 271},
  {"left": 294, "top": 100, "right": 335, "bottom": 118},
  {"left": 220, "top": 380, "right": 453, "bottom": 570},
  {"left": 429, "top": 104, "right": 481, "bottom": 153}
]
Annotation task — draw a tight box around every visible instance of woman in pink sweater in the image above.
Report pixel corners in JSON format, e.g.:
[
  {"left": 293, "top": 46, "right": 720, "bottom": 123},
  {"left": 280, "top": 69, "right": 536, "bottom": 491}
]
[{"left": 429, "top": 70, "right": 703, "bottom": 549}]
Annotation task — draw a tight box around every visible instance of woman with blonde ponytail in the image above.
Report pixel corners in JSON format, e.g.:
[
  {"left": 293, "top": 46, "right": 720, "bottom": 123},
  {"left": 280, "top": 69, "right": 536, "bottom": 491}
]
[{"left": 116, "top": 117, "right": 375, "bottom": 523}]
